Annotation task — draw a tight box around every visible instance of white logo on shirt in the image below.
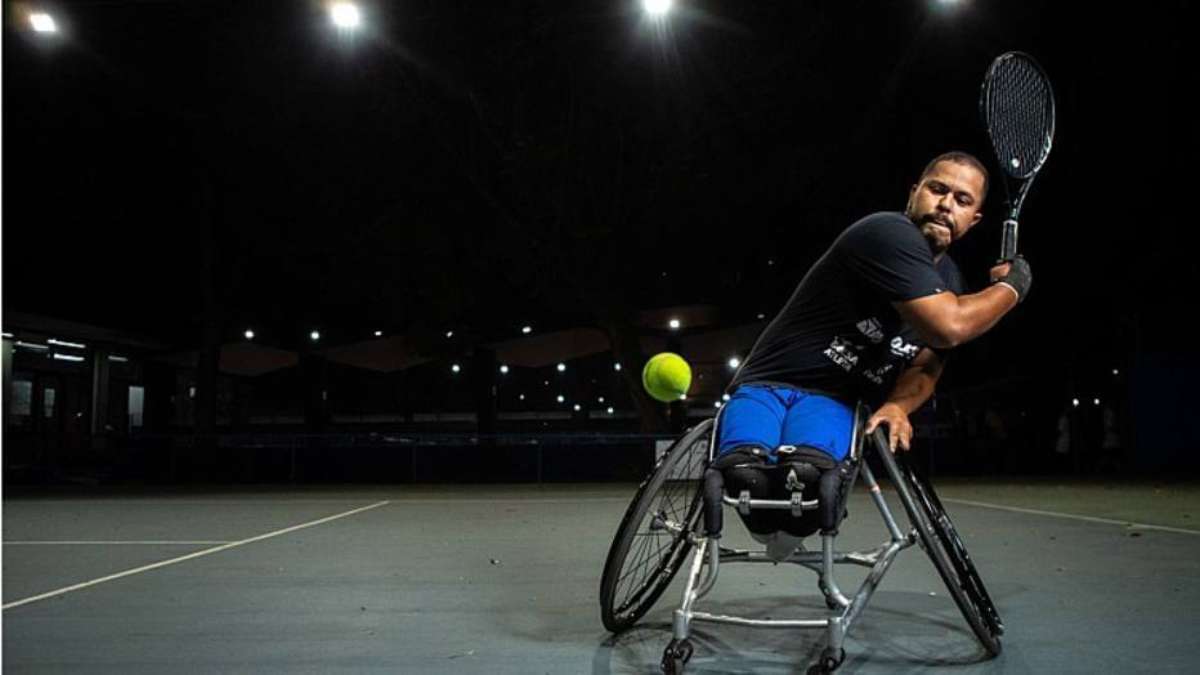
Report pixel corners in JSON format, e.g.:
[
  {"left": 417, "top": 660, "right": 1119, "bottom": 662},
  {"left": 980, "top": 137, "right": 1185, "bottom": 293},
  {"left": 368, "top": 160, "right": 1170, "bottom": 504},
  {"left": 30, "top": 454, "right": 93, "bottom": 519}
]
[
  {"left": 856, "top": 318, "right": 884, "bottom": 343},
  {"left": 890, "top": 336, "right": 920, "bottom": 360},
  {"left": 862, "top": 363, "right": 896, "bottom": 385},
  {"left": 824, "top": 336, "right": 860, "bottom": 372}
]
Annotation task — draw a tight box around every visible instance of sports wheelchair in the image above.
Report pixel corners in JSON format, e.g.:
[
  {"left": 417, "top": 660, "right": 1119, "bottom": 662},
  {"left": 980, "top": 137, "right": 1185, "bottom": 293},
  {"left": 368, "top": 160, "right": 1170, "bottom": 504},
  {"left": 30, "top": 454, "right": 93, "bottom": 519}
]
[{"left": 598, "top": 405, "right": 1004, "bottom": 674}]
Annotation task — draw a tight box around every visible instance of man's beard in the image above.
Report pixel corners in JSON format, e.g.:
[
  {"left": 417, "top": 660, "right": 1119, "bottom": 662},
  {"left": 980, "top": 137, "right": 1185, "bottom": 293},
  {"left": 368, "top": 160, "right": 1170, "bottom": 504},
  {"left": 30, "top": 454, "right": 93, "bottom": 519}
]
[{"left": 919, "top": 218, "right": 953, "bottom": 254}]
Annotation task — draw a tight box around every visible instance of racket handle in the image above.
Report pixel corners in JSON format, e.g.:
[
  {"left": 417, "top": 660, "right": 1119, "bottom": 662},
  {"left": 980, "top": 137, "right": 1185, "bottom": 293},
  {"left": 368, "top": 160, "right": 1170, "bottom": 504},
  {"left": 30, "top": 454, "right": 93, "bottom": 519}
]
[{"left": 999, "top": 219, "right": 1019, "bottom": 262}]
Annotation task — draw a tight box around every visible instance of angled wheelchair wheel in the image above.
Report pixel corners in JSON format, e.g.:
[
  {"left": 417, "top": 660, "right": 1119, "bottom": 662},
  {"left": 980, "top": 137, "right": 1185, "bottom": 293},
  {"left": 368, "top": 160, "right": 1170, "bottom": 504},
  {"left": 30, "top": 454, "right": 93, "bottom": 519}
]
[
  {"left": 899, "top": 458, "right": 1004, "bottom": 656},
  {"left": 600, "top": 418, "right": 713, "bottom": 633}
]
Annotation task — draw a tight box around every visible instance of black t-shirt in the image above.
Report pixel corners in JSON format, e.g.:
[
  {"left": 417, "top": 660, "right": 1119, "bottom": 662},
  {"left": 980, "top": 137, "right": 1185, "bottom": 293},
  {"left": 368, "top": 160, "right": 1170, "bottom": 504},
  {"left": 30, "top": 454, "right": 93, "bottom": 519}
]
[{"left": 730, "top": 211, "right": 966, "bottom": 406}]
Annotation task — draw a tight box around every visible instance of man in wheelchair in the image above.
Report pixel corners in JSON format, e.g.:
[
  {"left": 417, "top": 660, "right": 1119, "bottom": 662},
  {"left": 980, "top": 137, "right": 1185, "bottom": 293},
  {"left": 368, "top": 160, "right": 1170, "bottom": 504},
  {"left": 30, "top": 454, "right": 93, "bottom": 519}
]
[
  {"left": 721, "top": 151, "right": 1028, "bottom": 468},
  {"left": 602, "top": 152, "right": 1025, "bottom": 673},
  {"left": 713, "top": 150, "right": 1029, "bottom": 553}
]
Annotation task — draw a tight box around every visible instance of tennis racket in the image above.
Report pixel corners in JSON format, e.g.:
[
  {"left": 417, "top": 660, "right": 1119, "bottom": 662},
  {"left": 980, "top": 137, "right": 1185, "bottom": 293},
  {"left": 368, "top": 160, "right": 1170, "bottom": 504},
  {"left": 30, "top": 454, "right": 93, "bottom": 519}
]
[{"left": 979, "top": 51, "right": 1056, "bottom": 262}]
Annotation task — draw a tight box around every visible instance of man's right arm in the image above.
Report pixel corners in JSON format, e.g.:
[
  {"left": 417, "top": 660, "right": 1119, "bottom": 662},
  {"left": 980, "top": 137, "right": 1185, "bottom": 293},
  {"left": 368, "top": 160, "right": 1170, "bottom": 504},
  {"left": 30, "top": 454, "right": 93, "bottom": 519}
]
[{"left": 893, "top": 279, "right": 1019, "bottom": 349}]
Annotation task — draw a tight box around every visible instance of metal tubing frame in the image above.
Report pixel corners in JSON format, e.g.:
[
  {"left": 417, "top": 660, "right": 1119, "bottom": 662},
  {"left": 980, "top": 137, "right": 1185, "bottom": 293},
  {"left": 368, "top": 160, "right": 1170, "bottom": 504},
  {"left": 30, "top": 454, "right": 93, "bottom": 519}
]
[{"left": 671, "top": 404, "right": 919, "bottom": 658}]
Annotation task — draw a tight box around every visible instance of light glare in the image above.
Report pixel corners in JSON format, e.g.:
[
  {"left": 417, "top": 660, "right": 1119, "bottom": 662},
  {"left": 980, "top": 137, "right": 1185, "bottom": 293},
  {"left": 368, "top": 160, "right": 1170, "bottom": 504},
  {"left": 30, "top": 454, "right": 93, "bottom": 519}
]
[
  {"left": 15, "top": 341, "right": 49, "bottom": 351},
  {"left": 643, "top": 0, "right": 672, "bottom": 17},
  {"left": 330, "top": 3, "right": 361, "bottom": 29},
  {"left": 30, "top": 13, "right": 57, "bottom": 33}
]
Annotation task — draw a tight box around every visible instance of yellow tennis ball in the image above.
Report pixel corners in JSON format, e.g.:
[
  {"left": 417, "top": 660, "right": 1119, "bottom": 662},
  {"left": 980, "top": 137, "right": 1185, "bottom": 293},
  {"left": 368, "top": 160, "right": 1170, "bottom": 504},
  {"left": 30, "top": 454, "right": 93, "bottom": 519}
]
[{"left": 642, "top": 352, "right": 692, "bottom": 403}]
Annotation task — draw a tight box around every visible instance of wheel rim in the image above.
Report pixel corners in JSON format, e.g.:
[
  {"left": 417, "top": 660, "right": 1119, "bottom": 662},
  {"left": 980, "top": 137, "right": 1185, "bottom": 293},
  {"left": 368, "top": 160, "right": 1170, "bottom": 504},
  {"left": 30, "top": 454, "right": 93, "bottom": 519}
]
[
  {"left": 608, "top": 426, "right": 710, "bottom": 620},
  {"left": 904, "top": 461, "right": 1005, "bottom": 645},
  {"left": 921, "top": 485, "right": 1004, "bottom": 635}
]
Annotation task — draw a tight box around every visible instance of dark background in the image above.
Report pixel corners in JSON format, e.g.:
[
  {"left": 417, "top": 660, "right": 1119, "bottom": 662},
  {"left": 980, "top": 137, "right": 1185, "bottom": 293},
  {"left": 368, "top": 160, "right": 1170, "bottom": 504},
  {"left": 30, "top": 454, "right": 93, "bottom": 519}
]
[{"left": 4, "top": 1, "right": 1196, "bottom": 479}]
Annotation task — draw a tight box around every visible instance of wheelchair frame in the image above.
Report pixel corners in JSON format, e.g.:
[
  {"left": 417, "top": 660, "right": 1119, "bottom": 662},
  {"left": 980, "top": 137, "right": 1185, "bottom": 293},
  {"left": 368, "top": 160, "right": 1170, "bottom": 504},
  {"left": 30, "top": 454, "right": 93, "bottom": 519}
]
[{"left": 600, "top": 404, "right": 1004, "bottom": 674}]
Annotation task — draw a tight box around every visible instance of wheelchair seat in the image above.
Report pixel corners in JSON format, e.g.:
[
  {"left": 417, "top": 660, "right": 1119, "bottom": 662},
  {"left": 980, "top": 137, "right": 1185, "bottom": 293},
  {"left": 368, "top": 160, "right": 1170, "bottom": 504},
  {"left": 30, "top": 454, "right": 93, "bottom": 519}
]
[{"left": 704, "top": 444, "right": 855, "bottom": 541}]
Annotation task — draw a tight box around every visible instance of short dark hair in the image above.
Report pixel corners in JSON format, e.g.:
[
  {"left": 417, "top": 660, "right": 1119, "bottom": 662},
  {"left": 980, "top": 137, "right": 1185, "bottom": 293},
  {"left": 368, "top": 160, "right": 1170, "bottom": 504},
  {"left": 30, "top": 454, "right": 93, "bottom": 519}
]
[{"left": 919, "top": 151, "right": 989, "bottom": 204}]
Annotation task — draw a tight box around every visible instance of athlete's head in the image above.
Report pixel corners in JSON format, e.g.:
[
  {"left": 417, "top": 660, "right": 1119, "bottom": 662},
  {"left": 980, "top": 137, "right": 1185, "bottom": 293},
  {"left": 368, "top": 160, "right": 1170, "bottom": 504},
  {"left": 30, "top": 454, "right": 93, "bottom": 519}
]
[{"left": 905, "top": 151, "right": 988, "bottom": 257}]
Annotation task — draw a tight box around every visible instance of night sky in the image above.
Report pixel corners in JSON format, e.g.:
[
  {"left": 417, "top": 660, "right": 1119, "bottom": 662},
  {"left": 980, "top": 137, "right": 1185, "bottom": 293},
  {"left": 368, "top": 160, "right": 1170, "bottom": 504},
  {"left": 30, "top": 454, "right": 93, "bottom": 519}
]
[{"left": 3, "top": 1, "right": 1193, "bottom": 394}]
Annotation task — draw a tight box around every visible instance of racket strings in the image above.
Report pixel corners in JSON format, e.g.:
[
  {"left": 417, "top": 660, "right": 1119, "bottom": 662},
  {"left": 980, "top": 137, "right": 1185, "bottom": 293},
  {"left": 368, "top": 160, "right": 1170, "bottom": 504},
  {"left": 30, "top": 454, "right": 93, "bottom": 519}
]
[{"left": 984, "top": 57, "right": 1054, "bottom": 179}]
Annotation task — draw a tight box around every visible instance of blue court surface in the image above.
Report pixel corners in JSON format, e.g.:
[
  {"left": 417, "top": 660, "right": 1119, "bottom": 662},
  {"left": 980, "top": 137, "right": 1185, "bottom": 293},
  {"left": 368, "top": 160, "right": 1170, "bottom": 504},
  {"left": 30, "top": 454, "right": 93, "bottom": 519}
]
[{"left": 4, "top": 482, "right": 1199, "bottom": 673}]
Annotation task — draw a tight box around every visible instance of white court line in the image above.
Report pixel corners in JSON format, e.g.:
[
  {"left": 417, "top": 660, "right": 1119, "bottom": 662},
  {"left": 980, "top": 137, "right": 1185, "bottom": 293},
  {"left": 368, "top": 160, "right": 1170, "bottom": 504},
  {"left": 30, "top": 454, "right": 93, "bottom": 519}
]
[
  {"left": 375, "top": 497, "right": 629, "bottom": 504},
  {"left": 1, "top": 500, "right": 396, "bottom": 505},
  {"left": 2, "top": 500, "right": 390, "bottom": 611},
  {"left": 4, "top": 541, "right": 233, "bottom": 546},
  {"left": 942, "top": 497, "right": 1200, "bottom": 536},
  {"left": 5, "top": 497, "right": 630, "bottom": 505}
]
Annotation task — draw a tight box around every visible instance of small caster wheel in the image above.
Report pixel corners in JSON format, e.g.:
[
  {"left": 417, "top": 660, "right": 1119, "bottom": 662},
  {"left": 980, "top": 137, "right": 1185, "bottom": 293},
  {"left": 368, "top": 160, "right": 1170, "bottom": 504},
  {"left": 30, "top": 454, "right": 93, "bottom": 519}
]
[
  {"left": 806, "top": 647, "right": 845, "bottom": 674},
  {"left": 661, "top": 638, "right": 694, "bottom": 674}
]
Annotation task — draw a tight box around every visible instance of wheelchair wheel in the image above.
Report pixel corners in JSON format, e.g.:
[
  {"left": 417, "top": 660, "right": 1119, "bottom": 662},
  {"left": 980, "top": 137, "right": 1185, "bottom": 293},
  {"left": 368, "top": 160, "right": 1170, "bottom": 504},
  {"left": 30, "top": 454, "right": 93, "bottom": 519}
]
[
  {"left": 599, "top": 418, "right": 713, "bottom": 633},
  {"left": 899, "top": 458, "right": 1004, "bottom": 656}
]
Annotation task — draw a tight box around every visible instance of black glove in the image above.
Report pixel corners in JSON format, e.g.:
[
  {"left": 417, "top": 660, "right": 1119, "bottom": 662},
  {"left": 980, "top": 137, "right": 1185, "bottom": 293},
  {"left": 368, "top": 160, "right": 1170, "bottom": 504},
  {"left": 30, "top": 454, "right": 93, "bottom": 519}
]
[{"left": 994, "top": 255, "right": 1032, "bottom": 303}]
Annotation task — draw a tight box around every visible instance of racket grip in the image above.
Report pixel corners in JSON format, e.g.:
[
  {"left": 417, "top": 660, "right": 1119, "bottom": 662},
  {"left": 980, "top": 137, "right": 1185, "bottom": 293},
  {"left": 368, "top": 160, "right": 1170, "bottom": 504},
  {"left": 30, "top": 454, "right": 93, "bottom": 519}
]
[{"left": 999, "top": 219, "right": 1019, "bottom": 262}]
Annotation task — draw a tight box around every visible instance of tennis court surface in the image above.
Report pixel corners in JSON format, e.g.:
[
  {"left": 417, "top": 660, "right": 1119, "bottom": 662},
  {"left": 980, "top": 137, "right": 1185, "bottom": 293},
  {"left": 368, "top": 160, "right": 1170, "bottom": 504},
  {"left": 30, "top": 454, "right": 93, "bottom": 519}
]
[{"left": 4, "top": 480, "right": 1199, "bottom": 673}]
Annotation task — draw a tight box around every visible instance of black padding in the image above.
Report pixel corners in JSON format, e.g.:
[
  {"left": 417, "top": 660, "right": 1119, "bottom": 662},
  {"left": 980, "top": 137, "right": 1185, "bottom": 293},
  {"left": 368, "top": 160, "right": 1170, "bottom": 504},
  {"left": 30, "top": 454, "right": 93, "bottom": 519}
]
[
  {"left": 716, "top": 445, "right": 853, "bottom": 538},
  {"left": 710, "top": 445, "right": 769, "bottom": 470},
  {"left": 702, "top": 468, "right": 725, "bottom": 537},
  {"left": 781, "top": 460, "right": 822, "bottom": 487},
  {"left": 819, "top": 461, "right": 860, "bottom": 535},
  {"left": 776, "top": 445, "right": 837, "bottom": 471},
  {"left": 819, "top": 467, "right": 842, "bottom": 533}
]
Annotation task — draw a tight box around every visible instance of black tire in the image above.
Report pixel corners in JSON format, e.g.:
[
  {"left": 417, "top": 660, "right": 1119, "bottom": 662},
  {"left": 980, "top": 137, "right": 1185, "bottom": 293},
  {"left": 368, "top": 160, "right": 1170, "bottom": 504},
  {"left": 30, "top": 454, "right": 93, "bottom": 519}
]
[
  {"left": 600, "top": 419, "right": 713, "bottom": 633},
  {"left": 898, "top": 458, "right": 1004, "bottom": 656}
]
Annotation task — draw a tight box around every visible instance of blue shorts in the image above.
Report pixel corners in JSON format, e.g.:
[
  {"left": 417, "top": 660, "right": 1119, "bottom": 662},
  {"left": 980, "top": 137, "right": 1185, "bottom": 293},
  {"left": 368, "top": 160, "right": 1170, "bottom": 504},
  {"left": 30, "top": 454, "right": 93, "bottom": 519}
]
[{"left": 716, "top": 384, "right": 855, "bottom": 463}]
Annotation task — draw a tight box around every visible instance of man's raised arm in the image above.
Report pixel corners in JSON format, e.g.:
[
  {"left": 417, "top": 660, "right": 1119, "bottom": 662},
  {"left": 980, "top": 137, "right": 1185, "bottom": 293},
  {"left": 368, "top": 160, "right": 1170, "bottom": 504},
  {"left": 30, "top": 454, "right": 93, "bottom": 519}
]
[{"left": 893, "top": 257, "right": 1031, "bottom": 348}]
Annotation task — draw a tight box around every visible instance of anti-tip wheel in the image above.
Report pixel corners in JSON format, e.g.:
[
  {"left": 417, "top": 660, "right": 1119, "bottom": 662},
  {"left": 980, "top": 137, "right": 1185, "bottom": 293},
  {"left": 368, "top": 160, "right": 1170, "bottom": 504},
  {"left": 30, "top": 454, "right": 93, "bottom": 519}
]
[
  {"left": 805, "top": 647, "right": 845, "bottom": 674},
  {"left": 661, "top": 638, "right": 694, "bottom": 674}
]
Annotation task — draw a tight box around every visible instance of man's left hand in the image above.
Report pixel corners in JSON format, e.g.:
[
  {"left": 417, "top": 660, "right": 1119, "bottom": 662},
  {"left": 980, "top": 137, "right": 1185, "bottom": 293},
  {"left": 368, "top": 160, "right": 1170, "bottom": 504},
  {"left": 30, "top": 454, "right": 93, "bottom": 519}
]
[{"left": 865, "top": 403, "right": 913, "bottom": 453}]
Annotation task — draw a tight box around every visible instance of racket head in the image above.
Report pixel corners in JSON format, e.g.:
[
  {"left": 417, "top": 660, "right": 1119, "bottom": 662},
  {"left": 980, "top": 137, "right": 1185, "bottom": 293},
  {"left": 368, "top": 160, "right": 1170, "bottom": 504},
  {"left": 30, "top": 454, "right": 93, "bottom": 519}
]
[{"left": 980, "top": 52, "right": 1056, "bottom": 181}]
